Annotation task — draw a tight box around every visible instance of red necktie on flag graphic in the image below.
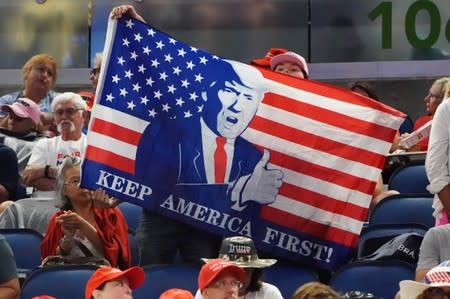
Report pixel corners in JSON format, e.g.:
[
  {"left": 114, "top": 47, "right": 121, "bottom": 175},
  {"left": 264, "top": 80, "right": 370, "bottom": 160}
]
[{"left": 214, "top": 137, "right": 227, "bottom": 183}]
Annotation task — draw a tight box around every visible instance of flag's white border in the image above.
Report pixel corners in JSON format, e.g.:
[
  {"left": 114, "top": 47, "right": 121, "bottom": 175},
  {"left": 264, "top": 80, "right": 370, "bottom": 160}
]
[{"left": 89, "top": 15, "right": 118, "bottom": 132}]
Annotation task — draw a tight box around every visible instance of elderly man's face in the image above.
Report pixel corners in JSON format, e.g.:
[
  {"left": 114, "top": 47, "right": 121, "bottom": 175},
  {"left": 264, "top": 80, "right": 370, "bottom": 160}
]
[
  {"left": 215, "top": 80, "right": 262, "bottom": 139},
  {"left": 54, "top": 101, "right": 85, "bottom": 136},
  {"left": 201, "top": 269, "right": 241, "bottom": 299}
]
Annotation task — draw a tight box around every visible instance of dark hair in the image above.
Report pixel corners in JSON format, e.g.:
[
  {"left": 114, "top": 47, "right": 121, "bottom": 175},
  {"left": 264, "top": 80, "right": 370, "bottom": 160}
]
[
  {"left": 349, "top": 81, "right": 379, "bottom": 101},
  {"left": 246, "top": 268, "right": 263, "bottom": 292}
]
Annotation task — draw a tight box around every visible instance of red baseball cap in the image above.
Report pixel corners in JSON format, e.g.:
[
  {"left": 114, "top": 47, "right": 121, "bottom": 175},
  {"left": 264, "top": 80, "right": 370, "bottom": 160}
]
[
  {"left": 159, "top": 288, "right": 195, "bottom": 299},
  {"left": 32, "top": 296, "right": 56, "bottom": 299},
  {"left": 198, "top": 258, "right": 244, "bottom": 291},
  {"left": 251, "top": 48, "right": 288, "bottom": 68},
  {"left": 85, "top": 266, "right": 145, "bottom": 299},
  {"left": 1, "top": 97, "right": 41, "bottom": 124}
]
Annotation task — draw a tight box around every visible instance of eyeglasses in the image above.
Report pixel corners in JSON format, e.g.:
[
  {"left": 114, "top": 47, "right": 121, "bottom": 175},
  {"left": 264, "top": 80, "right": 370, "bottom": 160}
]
[
  {"left": 64, "top": 177, "right": 81, "bottom": 187},
  {"left": 54, "top": 108, "right": 84, "bottom": 117},
  {"left": 208, "top": 280, "right": 243, "bottom": 290},
  {"left": 426, "top": 93, "right": 443, "bottom": 100},
  {"left": 90, "top": 67, "right": 100, "bottom": 76},
  {"left": 421, "top": 287, "right": 450, "bottom": 299}
]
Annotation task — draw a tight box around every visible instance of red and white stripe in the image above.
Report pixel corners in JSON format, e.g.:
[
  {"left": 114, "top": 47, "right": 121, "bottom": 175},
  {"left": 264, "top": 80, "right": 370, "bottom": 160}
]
[
  {"left": 85, "top": 105, "right": 149, "bottom": 174},
  {"left": 426, "top": 270, "right": 450, "bottom": 284},
  {"left": 243, "top": 69, "right": 404, "bottom": 247}
]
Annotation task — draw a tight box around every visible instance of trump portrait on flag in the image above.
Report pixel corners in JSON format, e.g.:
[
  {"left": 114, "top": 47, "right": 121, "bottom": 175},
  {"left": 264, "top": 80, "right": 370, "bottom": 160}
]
[
  {"left": 134, "top": 59, "right": 284, "bottom": 212},
  {"left": 82, "top": 12, "right": 406, "bottom": 270}
]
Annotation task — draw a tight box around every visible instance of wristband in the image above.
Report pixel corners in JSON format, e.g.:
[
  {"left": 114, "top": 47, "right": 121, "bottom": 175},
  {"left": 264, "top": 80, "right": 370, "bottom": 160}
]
[{"left": 44, "top": 165, "right": 51, "bottom": 178}]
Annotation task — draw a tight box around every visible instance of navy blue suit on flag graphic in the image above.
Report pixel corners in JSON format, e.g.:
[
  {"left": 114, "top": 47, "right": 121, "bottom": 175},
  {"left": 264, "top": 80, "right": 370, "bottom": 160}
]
[{"left": 82, "top": 16, "right": 405, "bottom": 270}]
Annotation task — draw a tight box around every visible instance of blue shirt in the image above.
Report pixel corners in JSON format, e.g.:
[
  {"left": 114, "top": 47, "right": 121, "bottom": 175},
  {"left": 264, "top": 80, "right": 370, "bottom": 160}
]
[{"left": 0, "top": 90, "right": 59, "bottom": 117}]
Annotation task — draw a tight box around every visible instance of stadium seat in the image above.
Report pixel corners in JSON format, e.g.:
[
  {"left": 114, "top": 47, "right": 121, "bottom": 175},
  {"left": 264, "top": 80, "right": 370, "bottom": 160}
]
[
  {"left": 118, "top": 202, "right": 142, "bottom": 234},
  {"left": 264, "top": 263, "right": 318, "bottom": 298},
  {"left": 0, "top": 228, "right": 43, "bottom": 276},
  {"left": 357, "top": 223, "right": 428, "bottom": 258},
  {"left": 388, "top": 162, "right": 430, "bottom": 194},
  {"left": 329, "top": 260, "right": 415, "bottom": 299},
  {"left": 20, "top": 265, "right": 98, "bottom": 299},
  {"left": 133, "top": 264, "right": 200, "bottom": 299},
  {"left": 368, "top": 193, "right": 434, "bottom": 228}
]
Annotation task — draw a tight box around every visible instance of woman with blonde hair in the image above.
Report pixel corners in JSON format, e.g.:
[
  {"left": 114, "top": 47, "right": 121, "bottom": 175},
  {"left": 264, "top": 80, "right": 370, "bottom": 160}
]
[{"left": 0, "top": 53, "right": 59, "bottom": 135}]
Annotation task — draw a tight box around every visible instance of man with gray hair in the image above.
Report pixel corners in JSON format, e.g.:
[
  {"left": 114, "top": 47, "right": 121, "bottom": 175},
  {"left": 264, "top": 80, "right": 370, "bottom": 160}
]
[{"left": 23, "top": 92, "right": 87, "bottom": 198}]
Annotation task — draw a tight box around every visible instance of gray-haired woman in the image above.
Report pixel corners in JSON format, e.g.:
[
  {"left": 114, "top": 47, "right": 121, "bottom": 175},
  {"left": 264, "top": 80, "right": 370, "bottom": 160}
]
[{"left": 40, "top": 157, "right": 131, "bottom": 269}]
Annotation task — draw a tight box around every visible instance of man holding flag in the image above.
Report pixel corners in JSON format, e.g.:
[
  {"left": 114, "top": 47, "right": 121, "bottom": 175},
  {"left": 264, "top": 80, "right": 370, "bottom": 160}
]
[{"left": 83, "top": 5, "right": 405, "bottom": 270}]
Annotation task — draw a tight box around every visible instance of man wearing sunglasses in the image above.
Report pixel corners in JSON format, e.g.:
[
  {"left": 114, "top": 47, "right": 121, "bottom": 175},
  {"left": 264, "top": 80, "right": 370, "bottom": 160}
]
[{"left": 23, "top": 92, "right": 87, "bottom": 199}]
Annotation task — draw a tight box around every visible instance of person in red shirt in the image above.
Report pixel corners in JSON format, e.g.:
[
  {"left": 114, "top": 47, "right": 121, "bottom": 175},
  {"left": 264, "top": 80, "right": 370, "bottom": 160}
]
[{"left": 40, "top": 156, "right": 130, "bottom": 269}]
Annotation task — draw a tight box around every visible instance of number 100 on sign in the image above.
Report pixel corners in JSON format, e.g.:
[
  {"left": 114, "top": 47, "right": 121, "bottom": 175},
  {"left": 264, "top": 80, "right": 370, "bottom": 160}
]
[{"left": 369, "top": 0, "right": 450, "bottom": 49}]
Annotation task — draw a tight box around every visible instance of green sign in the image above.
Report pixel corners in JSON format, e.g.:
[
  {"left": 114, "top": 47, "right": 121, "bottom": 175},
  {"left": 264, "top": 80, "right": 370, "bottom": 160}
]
[{"left": 369, "top": 0, "right": 450, "bottom": 49}]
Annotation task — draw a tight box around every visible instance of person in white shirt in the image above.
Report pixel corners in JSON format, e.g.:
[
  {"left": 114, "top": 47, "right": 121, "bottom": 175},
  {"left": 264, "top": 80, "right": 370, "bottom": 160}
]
[
  {"left": 196, "top": 236, "right": 283, "bottom": 299},
  {"left": 426, "top": 80, "right": 450, "bottom": 226},
  {"left": 23, "top": 92, "right": 87, "bottom": 198}
]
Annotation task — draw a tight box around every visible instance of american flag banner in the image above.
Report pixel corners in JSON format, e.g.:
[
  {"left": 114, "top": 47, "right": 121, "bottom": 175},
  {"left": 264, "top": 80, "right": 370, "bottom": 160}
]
[{"left": 81, "top": 16, "right": 405, "bottom": 270}]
